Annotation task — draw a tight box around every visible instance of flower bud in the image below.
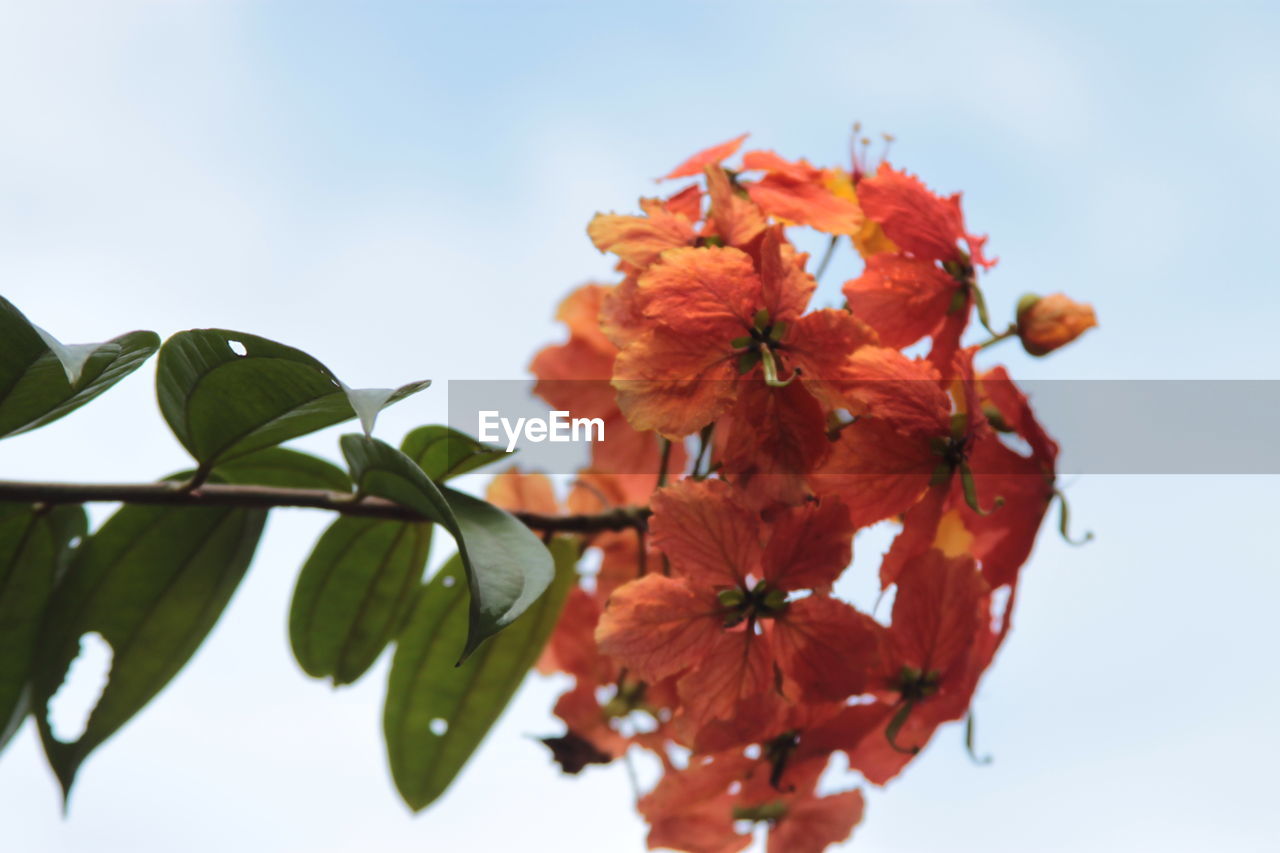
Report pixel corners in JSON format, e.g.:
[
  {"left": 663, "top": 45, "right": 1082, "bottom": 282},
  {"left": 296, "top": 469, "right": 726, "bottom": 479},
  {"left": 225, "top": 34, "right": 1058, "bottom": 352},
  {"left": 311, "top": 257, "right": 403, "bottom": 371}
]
[{"left": 1016, "top": 292, "right": 1097, "bottom": 356}]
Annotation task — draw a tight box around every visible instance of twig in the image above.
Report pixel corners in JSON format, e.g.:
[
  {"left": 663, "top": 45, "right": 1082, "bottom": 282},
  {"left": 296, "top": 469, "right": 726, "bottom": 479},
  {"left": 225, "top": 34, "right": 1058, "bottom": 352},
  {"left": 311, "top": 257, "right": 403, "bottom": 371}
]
[{"left": 0, "top": 479, "right": 649, "bottom": 534}]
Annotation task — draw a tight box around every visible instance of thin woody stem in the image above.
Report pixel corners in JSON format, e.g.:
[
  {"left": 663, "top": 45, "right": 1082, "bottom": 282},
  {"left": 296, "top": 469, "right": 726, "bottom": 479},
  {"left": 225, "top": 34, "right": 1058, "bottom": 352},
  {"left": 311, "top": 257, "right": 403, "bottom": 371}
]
[
  {"left": 976, "top": 323, "right": 1018, "bottom": 350},
  {"left": 813, "top": 234, "right": 839, "bottom": 281},
  {"left": 0, "top": 479, "right": 649, "bottom": 533},
  {"left": 656, "top": 437, "right": 673, "bottom": 488}
]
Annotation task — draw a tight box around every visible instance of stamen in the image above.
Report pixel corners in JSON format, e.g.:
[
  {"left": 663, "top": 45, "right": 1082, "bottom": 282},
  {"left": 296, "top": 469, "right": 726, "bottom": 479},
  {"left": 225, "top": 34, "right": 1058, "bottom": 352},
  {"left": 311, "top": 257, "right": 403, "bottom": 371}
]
[
  {"left": 885, "top": 701, "right": 920, "bottom": 755},
  {"left": 960, "top": 462, "right": 1003, "bottom": 515},
  {"left": 1055, "top": 488, "right": 1094, "bottom": 545},
  {"left": 761, "top": 348, "right": 799, "bottom": 388},
  {"left": 964, "top": 712, "right": 993, "bottom": 765}
]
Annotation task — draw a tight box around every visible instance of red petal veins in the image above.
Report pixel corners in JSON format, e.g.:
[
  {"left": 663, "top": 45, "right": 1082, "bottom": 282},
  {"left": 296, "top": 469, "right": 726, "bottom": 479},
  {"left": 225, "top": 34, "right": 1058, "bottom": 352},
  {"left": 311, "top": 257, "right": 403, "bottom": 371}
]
[
  {"left": 783, "top": 309, "right": 879, "bottom": 411},
  {"left": 588, "top": 205, "right": 697, "bottom": 270},
  {"left": 706, "top": 164, "right": 767, "bottom": 247},
  {"left": 649, "top": 479, "right": 763, "bottom": 587},
  {"left": 857, "top": 163, "right": 966, "bottom": 264},
  {"left": 596, "top": 574, "right": 722, "bottom": 683},
  {"left": 613, "top": 326, "right": 740, "bottom": 438},
  {"left": 843, "top": 346, "right": 952, "bottom": 436},
  {"left": 773, "top": 595, "right": 882, "bottom": 703},
  {"left": 758, "top": 225, "right": 816, "bottom": 325},
  {"left": 844, "top": 254, "right": 959, "bottom": 349},
  {"left": 890, "top": 548, "right": 989, "bottom": 679},
  {"left": 809, "top": 417, "right": 935, "bottom": 529},
  {"left": 765, "top": 790, "right": 865, "bottom": 853},
  {"left": 761, "top": 499, "right": 855, "bottom": 593},
  {"left": 636, "top": 245, "right": 762, "bottom": 337},
  {"left": 677, "top": 627, "right": 778, "bottom": 725},
  {"left": 713, "top": 379, "right": 830, "bottom": 508}
]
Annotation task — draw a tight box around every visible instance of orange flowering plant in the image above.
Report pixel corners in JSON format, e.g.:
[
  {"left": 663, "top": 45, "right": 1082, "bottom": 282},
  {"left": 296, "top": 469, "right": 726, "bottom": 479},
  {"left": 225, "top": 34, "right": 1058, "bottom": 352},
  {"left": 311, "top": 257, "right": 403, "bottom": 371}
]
[
  {"left": 516, "top": 132, "right": 1096, "bottom": 851},
  {"left": 0, "top": 130, "right": 1094, "bottom": 852}
]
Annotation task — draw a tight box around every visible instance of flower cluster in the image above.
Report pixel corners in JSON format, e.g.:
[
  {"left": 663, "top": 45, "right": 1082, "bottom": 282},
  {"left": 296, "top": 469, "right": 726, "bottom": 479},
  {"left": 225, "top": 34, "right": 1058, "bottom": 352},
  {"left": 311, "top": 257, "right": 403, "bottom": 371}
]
[{"left": 509, "top": 134, "right": 1095, "bottom": 852}]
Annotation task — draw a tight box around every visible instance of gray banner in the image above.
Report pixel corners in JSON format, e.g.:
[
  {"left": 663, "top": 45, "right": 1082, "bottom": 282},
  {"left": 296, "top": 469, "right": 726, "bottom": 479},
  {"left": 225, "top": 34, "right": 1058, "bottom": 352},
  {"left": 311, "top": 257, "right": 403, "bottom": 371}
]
[{"left": 447, "top": 379, "right": 1280, "bottom": 475}]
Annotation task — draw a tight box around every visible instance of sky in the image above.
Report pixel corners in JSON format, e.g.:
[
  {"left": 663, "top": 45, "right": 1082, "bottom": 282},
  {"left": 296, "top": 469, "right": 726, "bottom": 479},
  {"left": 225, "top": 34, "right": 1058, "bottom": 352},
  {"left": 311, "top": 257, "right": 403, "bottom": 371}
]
[{"left": 1, "top": 1, "right": 1279, "bottom": 851}]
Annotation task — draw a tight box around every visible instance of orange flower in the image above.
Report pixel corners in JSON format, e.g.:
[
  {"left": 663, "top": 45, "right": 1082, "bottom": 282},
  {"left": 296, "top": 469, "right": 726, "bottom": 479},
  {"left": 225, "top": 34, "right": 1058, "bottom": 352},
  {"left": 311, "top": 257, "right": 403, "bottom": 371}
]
[
  {"left": 531, "top": 283, "right": 683, "bottom": 475},
  {"left": 639, "top": 736, "right": 865, "bottom": 853},
  {"left": 596, "top": 480, "right": 880, "bottom": 733},
  {"left": 843, "top": 254, "right": 963, "bottom": 350},
  {"left": 960, "top": 367, "right": 1059, "bottom": 588},
  {"left": 738, "top": 149, "right": 865, "bottom": 235},
  {"left": 587, "top": 197, "right": 699, "bottom": 272},
  {"left": 838, "top": 548, "right": 992, "bottom": 784},
  {"left": 529, "top": 132, "right": 1094, "bottom": 853},
  {"left": 612, "top": 227, "right": 875, "bottom": 438},
  {"left": 710, "top": 378, "right": 830, "bottom": 507},
  {"left": 856, "top": 163, "right": 993, "bottom": 269},
  {"left": 1016, "top": 292, "right": 1098, "bottom": 356},
  {"left": 811, "top": 346, "right": 999, "bottom": 587}
]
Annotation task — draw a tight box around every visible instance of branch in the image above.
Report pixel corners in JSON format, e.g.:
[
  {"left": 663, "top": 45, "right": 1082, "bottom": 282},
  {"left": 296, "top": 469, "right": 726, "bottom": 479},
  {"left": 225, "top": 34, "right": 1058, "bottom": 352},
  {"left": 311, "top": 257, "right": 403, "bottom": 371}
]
[{"left": 0, "top": 479, "right": 649, "bottom": 534}]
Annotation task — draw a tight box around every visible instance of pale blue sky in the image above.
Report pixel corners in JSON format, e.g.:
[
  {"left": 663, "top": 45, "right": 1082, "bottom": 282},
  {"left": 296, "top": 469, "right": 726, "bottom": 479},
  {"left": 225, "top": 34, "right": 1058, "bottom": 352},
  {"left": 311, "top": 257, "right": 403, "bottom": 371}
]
[{"left": 1, "top": 2, "right": 1278, "bottom": 851}]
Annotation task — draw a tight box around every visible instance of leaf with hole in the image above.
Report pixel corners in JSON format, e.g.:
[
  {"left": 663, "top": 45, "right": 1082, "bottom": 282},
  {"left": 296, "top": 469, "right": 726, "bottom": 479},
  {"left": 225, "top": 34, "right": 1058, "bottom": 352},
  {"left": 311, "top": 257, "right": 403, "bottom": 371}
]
[
  {"left": 0, "top": 296, "right": 159, "bottom": 440},
  {"left": 0, "top": 503, "right": 86, "bottom": 753},
  {"left": 383, "top": 538, "right": 578, "bottom": 811},
  {"left": 155, "top": 329, "right": 429, "bottom": 473},
  {"left": 30, "top": 464, "right": 271, "bottom": 802},
  {"left": 340, "top": 434, "right": 554, "bottom": 659}
]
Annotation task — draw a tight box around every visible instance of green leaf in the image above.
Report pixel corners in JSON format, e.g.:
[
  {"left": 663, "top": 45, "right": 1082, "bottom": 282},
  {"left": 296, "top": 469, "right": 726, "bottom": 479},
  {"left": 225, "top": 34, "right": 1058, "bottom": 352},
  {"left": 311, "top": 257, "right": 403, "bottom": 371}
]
[
  {"left": 441, "top": 486, "right": 556, "bottom": 656},
  {"left": 384, "top": 539, "right": 578, "bottom": 811},
  {"left": 285, "top": 425, "right": 505, "bottom": 686},
  {"left": 0, "top": 503, "right": 86, "bottom": 753},
  {"left": 212, "top": 446, "right": 352, "bottom": 492},
  {"left": 31, "top": 500, "right": 267, "bottom": 802},
  {"left": 340, "top": 434, "right": 554, "bottom": 659},
  {"left": 401, "top": 425, "right": 507, "bottom": 482},
  {"left": 155, "top": 329, "right": 429, "bottom": 472},
  {"left": 289, "top": 518, "right": 431, "bottom": 685},
  {"left": 0, "top": 297, "right": 159, "bottom": 439}
]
